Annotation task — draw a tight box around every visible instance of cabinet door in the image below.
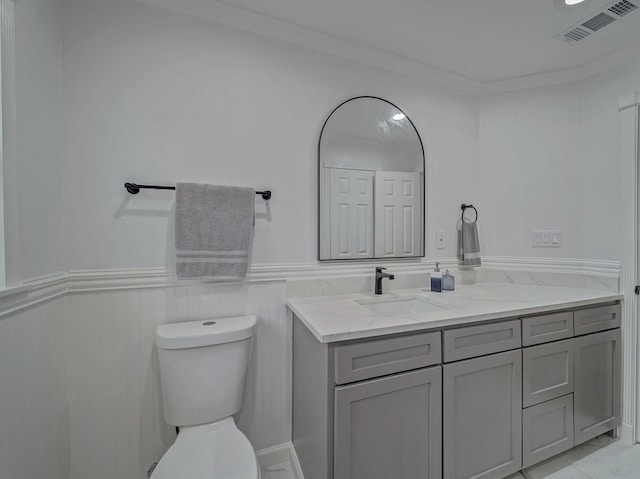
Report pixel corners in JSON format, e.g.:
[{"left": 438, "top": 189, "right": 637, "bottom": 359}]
[
  {"left": 334, "top": 366, "right": 442, "bottom": 479},
  {"left": 574, "top": 329, "right": 621, "bottom": 445},
  {"left": 443, "top": 350, "right": 522, "bottom": 479}
]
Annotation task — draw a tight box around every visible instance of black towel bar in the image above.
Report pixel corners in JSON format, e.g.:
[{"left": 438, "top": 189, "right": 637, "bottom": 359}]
[{"left": 124, "top": 182, "right": 272, "bottom": 200}]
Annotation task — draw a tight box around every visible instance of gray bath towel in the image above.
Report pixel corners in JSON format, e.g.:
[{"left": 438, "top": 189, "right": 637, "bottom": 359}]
[
  {"left": 458, "top": 221, "right": 481, "bottom": 268},
  {"left": 175, "top": 183, "right": 255, "bottom": 280}
]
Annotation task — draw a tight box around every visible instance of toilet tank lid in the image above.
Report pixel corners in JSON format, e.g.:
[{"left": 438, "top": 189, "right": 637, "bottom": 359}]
[{"left": 155, "top": 316, "right": 257, "bottom": 350}]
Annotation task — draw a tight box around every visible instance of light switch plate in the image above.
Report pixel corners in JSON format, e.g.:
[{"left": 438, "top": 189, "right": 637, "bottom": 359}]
[
  {"left": 532, "top": 229, "right": 562, "bottom": 247},
  {"left": 436, "top": 231, "right": 446, "bottom": 250}
]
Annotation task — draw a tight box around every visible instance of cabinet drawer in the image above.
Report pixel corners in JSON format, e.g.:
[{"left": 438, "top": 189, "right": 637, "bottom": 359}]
[
  {"left": 522, "top": 312, "right": 573, "bottom": 346},
  {"left": 335, "top": 332, "right": 441, "bottom": 385},
  {"left": 443, "top": 320, "right": 521, "bottom": 362},
  {"left": 522, "top": 394, "right": 574, "bottom": 468},
  {"left": 574, "top": 304, "right": 621, "bottom": 336},
  {"left": 523, "top": 339, "right": 574, "bottom": 407}
]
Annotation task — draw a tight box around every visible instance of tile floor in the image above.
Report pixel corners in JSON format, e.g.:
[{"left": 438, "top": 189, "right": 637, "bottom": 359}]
[
  {"left": 261, "top": 459, "right": 299, "bottom": 479},
  {"left": 514, "top": 434, "right": 640, "bottom": 479},
  {"left": 263, "top": 434, "right": 640, "bottom": 479}
]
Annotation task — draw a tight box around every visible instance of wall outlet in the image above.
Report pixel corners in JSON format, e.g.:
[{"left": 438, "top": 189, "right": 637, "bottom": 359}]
[
  {"left": 436, "top": 231, "right": 446, "bottom": 250},
  {"left": 532, "top": 229, "right": 562, "bottom": 247}
]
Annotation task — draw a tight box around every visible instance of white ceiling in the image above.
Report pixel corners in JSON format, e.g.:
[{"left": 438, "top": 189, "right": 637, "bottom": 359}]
[
  {"left": 214, "top": 0, "right": 640, "bottom": 82},
  {"left": 142, "top": 0, "right": 640, "bottom": 91}
]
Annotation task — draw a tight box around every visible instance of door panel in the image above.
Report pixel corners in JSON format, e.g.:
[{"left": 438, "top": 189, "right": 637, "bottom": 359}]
[
  {"left": 328, "top": 168, "right": 374, "bottom": 259},
  {"left": 374, "top": 171, "right": 422, "bottom": 257},
  {"left": 334, "top": 367, "right": 442, "bottom": 479}
]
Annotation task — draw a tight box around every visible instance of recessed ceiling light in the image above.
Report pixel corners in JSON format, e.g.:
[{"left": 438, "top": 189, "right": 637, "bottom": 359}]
[
  {"left": 554, "top": 0, "right": 588, "bottom": 8},
  {"left": 392, "top": 113, "right": 406, "bottom": 121}
]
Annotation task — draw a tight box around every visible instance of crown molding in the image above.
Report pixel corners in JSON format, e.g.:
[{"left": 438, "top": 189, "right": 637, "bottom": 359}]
[
  {"left": 481, "top": 66, "right": 587, "bottom": 95},
  {"left": 139, "top": 0, "right": 640, "bottom": 96},
  {"left": 139, "top": 0, "right": 483, "bottom": 95}
]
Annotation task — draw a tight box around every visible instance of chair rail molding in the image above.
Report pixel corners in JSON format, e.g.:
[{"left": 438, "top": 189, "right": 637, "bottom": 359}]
[
  {"left": 0, "top": 257, "right": 621, "bottom": 318},
  {"left": 620, "top": 91, "right": 640, "bottom": 443}
]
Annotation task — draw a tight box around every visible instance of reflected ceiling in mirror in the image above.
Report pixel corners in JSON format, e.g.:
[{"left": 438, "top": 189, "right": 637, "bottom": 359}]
[{"left": 319, "top": 96, "right": 425, "bottom": 261}]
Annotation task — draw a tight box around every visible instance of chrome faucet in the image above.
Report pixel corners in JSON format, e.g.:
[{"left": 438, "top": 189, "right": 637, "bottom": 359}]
[{"left": 375, "top": 267, "right": 395, "bottom": 295}]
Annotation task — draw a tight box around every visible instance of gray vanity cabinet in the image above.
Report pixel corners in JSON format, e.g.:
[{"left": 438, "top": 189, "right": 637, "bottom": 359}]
[
  {"left": 334, "top": 367, "right": 442, "bottom": 479},
  {"left": 574, "top": 328, "right": 621, "bottom": 445},
  {"left": 292, "top": 300, "right": 621, "bottom": 479},
  {"left": 443, "top": 349, "right": 522, "bottom": 479}
]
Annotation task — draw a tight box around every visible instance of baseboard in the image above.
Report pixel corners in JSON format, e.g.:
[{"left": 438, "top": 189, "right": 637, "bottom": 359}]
[
  {"left": 255, "top": 442, "right": 304, "bottom": 479},
  {"left": 288, "top": 442, "right": 304, "bottom": 479},
  {"left": 620, "top": 421, "right": 636, "bottom": 444},
  {"left": 256, "top": 442, "right": 292, "bottom": 468}
]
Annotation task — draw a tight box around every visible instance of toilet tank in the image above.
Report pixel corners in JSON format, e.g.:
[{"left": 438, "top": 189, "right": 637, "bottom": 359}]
[{"left": 155, "top": 316, "right": 257, "bottom": 427}]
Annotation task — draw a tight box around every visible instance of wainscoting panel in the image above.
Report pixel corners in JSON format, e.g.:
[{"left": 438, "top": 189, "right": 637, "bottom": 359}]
[
  {"left": 0, "top": 297, "right": 69, "bottom": 479},
  {"left": 65, "top": 281, "right": 290, "bottom": 479},
  {"left": 0, "top": 259, "right": 624, "bottom": 479}
]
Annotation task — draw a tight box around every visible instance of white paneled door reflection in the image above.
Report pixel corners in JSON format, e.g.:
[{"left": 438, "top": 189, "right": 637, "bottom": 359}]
[
  {"left": 374, "top": 171, "right": 422, "bottom": 258},
  {"left": 329, "top": 168, "right": 375, "bottom": 259},
  {"left": 327, "top": 168, "right": 422, "bottom": 259}
]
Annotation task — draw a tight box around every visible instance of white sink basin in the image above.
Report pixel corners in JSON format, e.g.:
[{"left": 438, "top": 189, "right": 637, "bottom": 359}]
[{"left": 356, "top": 296, "right": 449, "bottom": 316}]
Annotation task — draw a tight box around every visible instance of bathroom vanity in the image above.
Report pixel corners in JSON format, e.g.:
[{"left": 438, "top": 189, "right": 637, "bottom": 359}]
[{"left": 288, "top": 284, "right": 622, "bottom": 479}]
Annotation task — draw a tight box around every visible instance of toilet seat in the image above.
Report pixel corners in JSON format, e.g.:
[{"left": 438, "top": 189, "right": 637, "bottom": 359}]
[{"left": 151, "top": 418, "right": 260, "bottom": 479}]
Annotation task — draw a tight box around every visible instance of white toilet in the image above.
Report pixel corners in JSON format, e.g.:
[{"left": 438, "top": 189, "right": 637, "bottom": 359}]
[{"left": 152, "top": 315, "right": 260, "bottom": 479}]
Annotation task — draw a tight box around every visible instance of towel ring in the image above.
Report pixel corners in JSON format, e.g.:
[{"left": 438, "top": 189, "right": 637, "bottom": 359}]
[{"left": 461, "top": 204, "right": 478, "bottom": 223}]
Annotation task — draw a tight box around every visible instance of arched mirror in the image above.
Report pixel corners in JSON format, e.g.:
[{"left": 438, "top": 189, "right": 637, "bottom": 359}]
[{"left": 319, "top": 96, "right": 425, "bottom": 260}]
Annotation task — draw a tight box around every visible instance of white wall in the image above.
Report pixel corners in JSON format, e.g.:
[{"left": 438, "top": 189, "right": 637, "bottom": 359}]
[
  {"left": 0, "top": 298, "right": 69, "bottom": 479},
  {"left": 581, "top": 55, "right": 640, "bottom": 262},
  {"left": 477, "top": 54, "right": 640, "bottom": 263},
  {"left": 8, "top": 0, "right": 65, "bottom": 282},
  {"left": 59, "top": 0, "right": 479, "bottom": 274},
  {"left": 478, "top": 82, "right": 585, "bottom": 259}
]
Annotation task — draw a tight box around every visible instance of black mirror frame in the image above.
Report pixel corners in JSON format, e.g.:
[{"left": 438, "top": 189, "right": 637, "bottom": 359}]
[{"left": 317, "top": 96, "right": 426, "bottom": 261}]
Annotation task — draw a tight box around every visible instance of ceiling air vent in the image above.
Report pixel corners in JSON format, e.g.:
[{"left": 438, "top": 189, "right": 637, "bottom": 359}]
[
  {"left": 608, "top": 0, "right": 638, "bottom": 16},
  {"left": 556, "top": 0, "right": 639, "bottom": 44},
  {"left": 563, "top": 26, "right": 592, "bottom": 43},
  {"left": 581, "top": 12, "right": 616, "bottom": 31}
]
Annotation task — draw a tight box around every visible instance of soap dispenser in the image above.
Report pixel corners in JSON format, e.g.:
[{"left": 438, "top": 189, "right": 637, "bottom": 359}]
[
  {"left": 430, "top": 262, "right": 442, "bottom": 292},
  {"left": 442, "top": 269, "right": 455, "bottom": 291}
]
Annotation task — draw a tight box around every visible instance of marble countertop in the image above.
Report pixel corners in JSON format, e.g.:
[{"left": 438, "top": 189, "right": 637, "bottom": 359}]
[{"left": 286, "top": 283, "right": 623, "bottom": 343}]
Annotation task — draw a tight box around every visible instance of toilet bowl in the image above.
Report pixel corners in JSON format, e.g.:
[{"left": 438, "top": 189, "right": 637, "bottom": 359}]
[
  {"left": 153, "top": 316, "right": 260, "bottom": 479},
  {"left": 151, "top": 418, "right": 260, "bottom": 479}
]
